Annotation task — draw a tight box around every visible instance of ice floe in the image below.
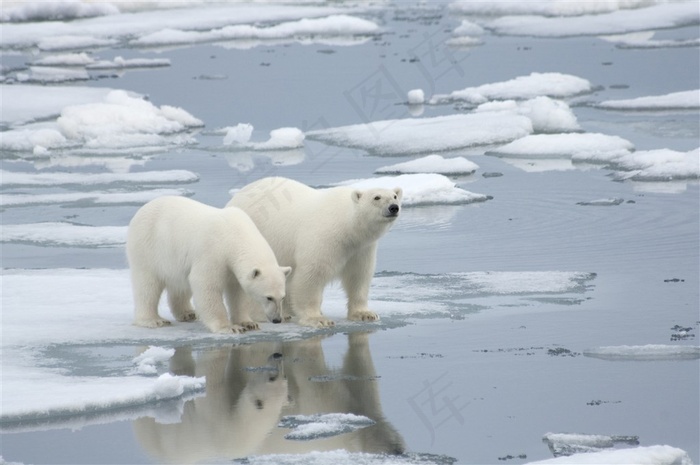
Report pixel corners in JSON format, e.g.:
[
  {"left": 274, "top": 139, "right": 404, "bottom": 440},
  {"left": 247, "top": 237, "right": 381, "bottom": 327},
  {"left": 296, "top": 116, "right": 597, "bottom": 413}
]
[
  {"left": 16, "top": 65, "right": 90, "bottom": 83},
  {"left": 132, "top": 346, "right": 176, "bottom": 375},
  {"left": 597, "top": 90, "right": 700, "bottom": 111},
  {"left": 600, "top": 31, "right": 700, "bottom": 49},
  {"left": 430, "top": 72, "right": 592, "bottom": 105},
  {"left": 223, "top": 124, "right": 305, "bottom": 150},
  {"left": 229, "top": 450, "right": 457, "bottom": 465},
  {"left": 583, "top": 344, "right": 700, "bottom": 361},
  {"left": 334, "top": 173, "right": 489, "bottom": 206},
  {"left": 448, "top": 0, "right": 664, "bottom": 17},
  {"left": 525, "top": 445, "right": 693, "bottom": 465},
  {"left": 1, "top": 0, "right": 119, "bottom": 23},
  {"left": 0, "top": 223, "right": 127, "bottom": 247},
  {"left": 474, "top": 96, "right": 581, "bottom": 132},
  {"left": 375, "top": 155, "right": 478, "bottom": 176},
  {"left": 0, "top": 169, "right": 199, "bottom": 187},
  {"left": 0, "top": 188, "right": 193, "bottom": 208},
  {"left": 131, "top": 15, "right": 379, "bottom": 47},
  {"left": 306, "top": 112, "right": 533, "bottom": 156},
  {"left": 483, "top": 2, "right": 700, "bottom": 37},
  {"left": 543, "top": 432, "right": 639, "bottom": 457},
  {"left": 0, "top": 268, "right": 596, "bottom": 424},
  {"left": 278, "top": 413, "right": 375, "bottom": 441},
  {"left": 488, "top": 133, "right": 634, "bottom": 159},
  {"left": 573, "top": 148, "right": 700, "bottom": 182}
]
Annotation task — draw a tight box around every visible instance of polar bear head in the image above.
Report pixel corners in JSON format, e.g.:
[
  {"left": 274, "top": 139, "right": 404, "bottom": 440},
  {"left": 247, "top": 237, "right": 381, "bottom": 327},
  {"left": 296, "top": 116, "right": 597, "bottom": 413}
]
[
  {"left": 351, "top": 187, "right": 403, "bottom": 223},
  {"left": 243, "top": 266, "right": 292, "bottom": 323}
]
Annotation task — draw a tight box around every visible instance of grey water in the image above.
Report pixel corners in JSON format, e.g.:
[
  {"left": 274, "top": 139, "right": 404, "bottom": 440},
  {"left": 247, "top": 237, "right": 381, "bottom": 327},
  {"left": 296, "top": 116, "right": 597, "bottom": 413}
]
[{"left": 1, "top": 4, "right": 699, "bottom": 465}]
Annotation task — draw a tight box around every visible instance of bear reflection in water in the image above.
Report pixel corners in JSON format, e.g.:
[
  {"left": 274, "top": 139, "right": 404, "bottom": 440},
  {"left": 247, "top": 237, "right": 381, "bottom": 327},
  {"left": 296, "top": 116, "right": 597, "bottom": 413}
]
[{"left": 133, "top": 333, "right": 405, "bottom": 463}]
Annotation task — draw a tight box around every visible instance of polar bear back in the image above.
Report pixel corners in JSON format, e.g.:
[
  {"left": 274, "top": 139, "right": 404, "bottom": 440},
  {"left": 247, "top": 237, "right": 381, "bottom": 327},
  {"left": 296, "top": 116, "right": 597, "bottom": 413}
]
[{"left": 127, "top": 195, "right": 278, "bottom": 282}]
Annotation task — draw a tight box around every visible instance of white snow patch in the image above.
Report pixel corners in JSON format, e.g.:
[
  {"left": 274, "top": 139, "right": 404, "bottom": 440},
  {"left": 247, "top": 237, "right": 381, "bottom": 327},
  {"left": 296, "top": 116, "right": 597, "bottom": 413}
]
[
  {"left": 474, "top": 96, "right": 581, "bottom": 132},
  {"left": 279, "top": 413, "right": 375, "bottom": 440},
  {"left": 335, "top": 173, "right": 489, "bottom": 206},
  {"left": 490, "top": 133, "right": 634, "bottom": 159},
  {"left": 0, "top": 223, "right": 127, "bottom": 247},
  {"left": 131, "top": 14, "right": 379, "bottom": 47},
  {"left": 375, "top": 154, "right": 479, "bottom": 175},
  {"left": 431, "top": 72, "right": 592, "bottom": 105},
  {"left": 0, "top": 169, "right": 199, "bottom": 187},
  {"left": 583, "top": 344, "right": 700, "bottom": 361},
  {"left": 597, "top": 90, "right": 700, "bottom": 110},
  {"left": 224, "top": 125, "right": 304, "bottom": 150},
  {"left": 485, "top": 2, "right": 700, "bottom": 37},
  {"left": 407, "top": 89, "right": 425, "bottom": 105},
  {"left": 306, "top": 112, "right": 533, "bottom": 156},
  {"left": 132, "top": 346, "right": 176, "bottom": 375},
  {"left": 525, "top": 445, "right": 693, "bottom": 465},
  {"left": 0, "top": 188, "right": 192, "bottom": 208}
]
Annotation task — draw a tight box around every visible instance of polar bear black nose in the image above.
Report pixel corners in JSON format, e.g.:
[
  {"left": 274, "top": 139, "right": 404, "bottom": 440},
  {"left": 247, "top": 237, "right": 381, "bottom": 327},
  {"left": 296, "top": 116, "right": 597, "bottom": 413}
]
[
  {"left": 389, "top": 204, "right": 400, "bottom": 214},
  {"left": 272, "top": 318, "right": 282, "bottom": 324}
]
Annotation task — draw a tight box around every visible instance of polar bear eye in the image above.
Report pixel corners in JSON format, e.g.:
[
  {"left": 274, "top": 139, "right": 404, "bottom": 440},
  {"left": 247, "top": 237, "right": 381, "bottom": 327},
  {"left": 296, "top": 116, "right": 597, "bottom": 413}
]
[
  {"left": 267, "top": 296, "right": 274, "bottom": 302},
  {"left": 393, "top": 195, "right": 397, "bottom": 199},
  {"left": 374, "top": 195, "right": 381, "bottom": 201}
]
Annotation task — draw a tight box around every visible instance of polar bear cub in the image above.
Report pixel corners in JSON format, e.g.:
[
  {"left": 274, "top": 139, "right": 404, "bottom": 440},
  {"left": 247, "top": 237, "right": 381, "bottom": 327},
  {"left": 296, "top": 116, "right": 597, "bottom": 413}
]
[
  {"left": 227, "top": 177, "right": 401, "bottom": 328},
  {"left": 127, "top": 196, "right": 291, "bottom": 333}
]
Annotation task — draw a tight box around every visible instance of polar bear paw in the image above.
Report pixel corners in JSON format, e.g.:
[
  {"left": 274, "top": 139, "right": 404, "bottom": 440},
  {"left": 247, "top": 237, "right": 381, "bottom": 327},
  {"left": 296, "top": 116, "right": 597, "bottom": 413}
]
[
  {"left": 215, "top": 324, "right": 247, "bottom": 334},
  {"left": 134, "top": 317, "right": 172, "bottom": 328},
  {"left": 176, "top": 312, "right": 197, "bottom": 322},
  {"left": 298, "top": 315, "right": 335, "bottom": 328},
  {"left": 239, "top": 320, "right": 260, "bottom": 331},
  {"left": 349, "top": 310, "right": 380, "bottom": 322}
]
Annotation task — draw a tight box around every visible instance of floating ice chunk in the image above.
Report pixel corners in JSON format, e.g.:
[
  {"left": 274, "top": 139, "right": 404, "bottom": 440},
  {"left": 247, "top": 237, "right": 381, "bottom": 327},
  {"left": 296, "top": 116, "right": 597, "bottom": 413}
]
[
  {"left": 306, "top": 113, "right": 533, "bottom": 156},
  {"left": 0, "top": 188, "right": 192, "bottom": 208},
  {"left": 0, "top": 84, "right": 114, "bottom": 126},
  {"left": 582, "top": 148, "right": 700, "bottom": 182},
  {"left": 224, "top": 123, "right": 254, "bottom": 145},
  {"left": 525, "top": 445, "right": 693, "bottom": 465},
  {"left": 597, "top": 90, "right": 700, "bottom": 110},
  {"left": 475, "top": 96, "right": 580, "bottom": 132},
  {"left": 86, "top": 56, "right": 171, "bottom": 69},
  {"left": 489, "top": 133, "right": 634, "bottom": 159},
  {"left": 32, "top": 53, "right": 96, "bottom": 66},
  {"left": 448, "top": 0, "right": 660, "bottom": 17},
  {"left": 486, "top": 2, "right": 700, "bottom": 37},
  {"left": 543, "top": 432, "right": 639, "bottom": 457},
  {"left": 583, "top": 344, "right": 700, "bottom": 361},
  {"left": 279, "top": 413, "right": 375, "bottom": 440},
  {"left": 224, "top": 125, "right": 304, "bottom": 150},
  {"left": 335, "top": 173, "right": 489, "bottom": 206},
  {"left": 0, "top": 223, "right": 127, "bottom": 248},
  {"left": 453, "top": 19, "right": 484, "bottom": 36},
  {"left": 431, "top": 72, "right": 592, "bottom": 105},
  {"left": 407, "top": 89, "right": 425, "bottom": 105},
  {"left": 132, "top": 14, "right": 379, "bottom": 47},
  {"left": 600, "top": 31, "right": 700, "bottom": 49},
  {"left": 16, "top": 66, "right": 90, "bottom": 83},
  {"left": 37, "top": 35, "right": 119, "bottom": 51},
  {"left": 576, "top": 198, "right": 625, "bottom": 207},
  {"left": 375, "top": 154, "right": 479, "bottom": 175},
  {"left": 445, "top": 36, "right": 483, "bottom": 47},
  {"left": 132, "top": 347, "right": 176, "bottom": 375},
  {"left": 0, "top": 169, "right": 198, "bottom": 187},
  {"left": 1, "top": 0, "right": 119, "bottom": 22},
  {"left": 0, "top": 128, "right": 69, "bottom": 152}
]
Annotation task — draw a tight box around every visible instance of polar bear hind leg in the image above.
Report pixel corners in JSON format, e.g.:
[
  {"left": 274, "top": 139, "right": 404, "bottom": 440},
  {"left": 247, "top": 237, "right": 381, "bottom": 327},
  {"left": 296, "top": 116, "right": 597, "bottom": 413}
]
[
  {"left": 132, "top": 271, "right": 171, "bottom": 328},
  {"left": 167, "top": 287, "right": 196, "bottom": 322}
]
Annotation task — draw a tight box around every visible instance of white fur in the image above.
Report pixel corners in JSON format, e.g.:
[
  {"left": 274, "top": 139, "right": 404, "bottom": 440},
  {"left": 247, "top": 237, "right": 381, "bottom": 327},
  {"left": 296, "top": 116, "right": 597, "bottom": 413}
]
[
  {"left": 226, "top": 177, "right": 402, "bottom": 327},
  {"left": 126, "top": 196, "right": 291, "bottom": 333}
]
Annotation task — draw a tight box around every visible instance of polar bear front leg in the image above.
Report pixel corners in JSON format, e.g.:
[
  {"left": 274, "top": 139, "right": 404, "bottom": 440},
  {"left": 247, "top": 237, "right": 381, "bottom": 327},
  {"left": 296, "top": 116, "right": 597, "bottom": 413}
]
[
  {"left": 132, "top": 271, "right": 171, "bottom": 328},
  {"left": 190, "top": 275, "right": 245, "bottom": 334},
  {"left": 167, "top": 287, "right": 196, "bottom": 322},
  {"left": 225, "top": 280, "right": 260, "bottom": 331},
  {"left": 343, "top": 245, "right": 380, "bottom": 322},
  {"left": 289, "top": 270, "right": 335, "bottom": 328}
]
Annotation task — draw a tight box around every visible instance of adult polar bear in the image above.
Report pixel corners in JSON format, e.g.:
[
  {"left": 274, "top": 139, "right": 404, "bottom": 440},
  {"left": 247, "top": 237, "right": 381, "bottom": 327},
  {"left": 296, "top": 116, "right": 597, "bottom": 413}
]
[
  {"left": 127, "top": 196, "right": 291, "bottom": 333},
  {"left": 227, "top": 177, "right": 402, "bottom": 327}
]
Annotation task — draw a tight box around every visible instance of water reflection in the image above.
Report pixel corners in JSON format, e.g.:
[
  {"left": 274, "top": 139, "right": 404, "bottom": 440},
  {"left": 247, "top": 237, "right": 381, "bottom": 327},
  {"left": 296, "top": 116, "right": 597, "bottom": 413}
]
[{"left": 133, "top": 332, "right": 405, "bottom": 463}]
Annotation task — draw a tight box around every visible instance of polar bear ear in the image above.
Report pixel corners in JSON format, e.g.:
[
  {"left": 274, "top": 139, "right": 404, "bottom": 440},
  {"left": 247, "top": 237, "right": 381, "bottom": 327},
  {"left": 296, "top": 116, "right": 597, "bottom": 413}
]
[
  {"left": 281, "top": 266, "right": 292, "bottom": 277},
  {"left": 351, "top": 190, "right": 362, "bottom": 204},
  {"left": 251, "top": 268, "right": 261, "bottom": 279},
  {"left": 393, "top": 187, "right": 403, "bottom": 200}
]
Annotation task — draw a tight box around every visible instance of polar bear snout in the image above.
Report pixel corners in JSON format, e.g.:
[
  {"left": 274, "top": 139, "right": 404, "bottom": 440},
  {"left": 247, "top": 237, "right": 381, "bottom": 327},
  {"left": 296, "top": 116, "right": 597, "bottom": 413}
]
[{"left": 384, "top": 203, "right": 400, "bottom": 218}]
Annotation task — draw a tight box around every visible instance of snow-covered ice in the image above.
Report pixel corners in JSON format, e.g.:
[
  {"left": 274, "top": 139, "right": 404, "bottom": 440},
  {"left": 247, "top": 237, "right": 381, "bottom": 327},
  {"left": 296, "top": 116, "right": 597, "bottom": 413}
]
[
  {"left": 334, "top": 173, "right": 489, "bottom": 206},
  {"left": 223, "top": 124, "right": 305, "bottom": 150},
  {"left": 600, "top": 31, "right": 700, "bottom": 49},
  {"left": 1, "top": 0, "right": 119, "bottom": 22},
  {"left": 0, "top": 223, "right": 127, "bottom": 247},
  {"left": 573, "top": 148, "right": 700, "bottom": 182},
  {"left": 407, "top": 89, "right": 425, "bottom": 105},
  {"left": 489, "top": 133, "right": 634, "bottom": 159},
  {"left": 0, "top": 169, "right": 199, "bottom": 187},
  {"left": 375, "top": 155, "right": 479, "bottom": 176},
  {"left": 228, "top": 450, "right": 457, "bottom": 465},
  {"left": 306, "top": 112, "right": 533, "bottom": 156},
  {"left": 597, "top": 90, "right": 700, "bottom": 111},
  {"left": 430, "top": 72, "right": 592, "bottom": 105},
  {"left": 16, "top": 65, "right": 90, "bottom": 83},
  {"left": 278, "top": 413, "right": 376, "bottom": 441},
  {"left": 543, "top": 432, "right": 639, "bottom": 457},
  {"left": 448, "top": 0, "right": 665, "bottom": 17},
  {"left": 132, "top": 347, "right": 176, "bottom": 375},
  {"left": 525, "top": 445, "right": 693, "bottom": 465},
  {"left": 474, "top": 96, "right": 581, "bottom": 133},
  {"left": 583, "top": 345, "right": 700, "bottom": 361},
  {"left": 0, "top": 188, "right": 193, "bottom": 208}
]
